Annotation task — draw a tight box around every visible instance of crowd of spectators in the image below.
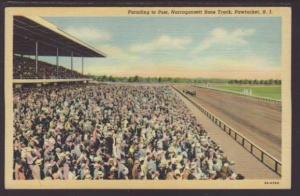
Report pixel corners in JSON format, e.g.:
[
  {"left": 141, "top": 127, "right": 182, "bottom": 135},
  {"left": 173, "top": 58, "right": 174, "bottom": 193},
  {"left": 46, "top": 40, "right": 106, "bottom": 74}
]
[
  {"left": 13, "top": 55, "right": 86, "bottom": 79},
  {"left": 13, "top": 84, "right": 244, "bottom": 180}
]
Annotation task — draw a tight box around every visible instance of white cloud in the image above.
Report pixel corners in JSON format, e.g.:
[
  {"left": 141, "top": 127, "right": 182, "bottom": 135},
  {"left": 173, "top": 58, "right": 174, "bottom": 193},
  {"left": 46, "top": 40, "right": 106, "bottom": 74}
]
[
  {"left": 193, "top": 28, "right": 255, "bottom": 53},
  {"left": 129, "top": 35, "right": 192, "bottom": 53},
  {"left": 64, "top": 26, "right": 112, "bottom": 42},
  {"left": 100, "top": 44, "right": 139, "bottom": 61}
]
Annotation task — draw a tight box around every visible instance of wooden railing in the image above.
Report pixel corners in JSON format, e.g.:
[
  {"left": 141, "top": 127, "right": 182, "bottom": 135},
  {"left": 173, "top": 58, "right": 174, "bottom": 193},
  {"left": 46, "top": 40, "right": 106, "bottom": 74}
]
[{"left": 172, "top": 85, "right": 281, "bottom": 176}]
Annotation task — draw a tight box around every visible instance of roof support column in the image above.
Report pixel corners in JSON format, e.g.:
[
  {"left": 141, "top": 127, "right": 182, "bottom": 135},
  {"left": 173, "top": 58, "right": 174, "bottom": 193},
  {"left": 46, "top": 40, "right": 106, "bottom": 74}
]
[
  {"left": 71, "top": 51, "right": 73, "bottom": 78},
  {"left": 35, "top": 41, "right": 39, "bottom": 74},
  {"left": 71, "top": 52, "right": 73, "bottom": 71},
  {"left": 56, "top": 48, "right": 59, "bottom": 79},
  {"left": 81, "top": 57, "right": 84, "bottom": 75}
]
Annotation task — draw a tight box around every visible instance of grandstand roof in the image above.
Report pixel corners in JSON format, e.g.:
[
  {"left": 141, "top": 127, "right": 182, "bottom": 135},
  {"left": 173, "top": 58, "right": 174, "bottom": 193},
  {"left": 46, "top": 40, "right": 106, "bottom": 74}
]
[{"left": 13, "top": 16, "right": 106, "bottom": 57}]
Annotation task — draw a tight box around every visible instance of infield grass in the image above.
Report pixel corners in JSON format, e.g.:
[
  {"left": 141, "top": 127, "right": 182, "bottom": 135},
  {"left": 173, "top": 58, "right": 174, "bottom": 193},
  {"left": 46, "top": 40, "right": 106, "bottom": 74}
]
[{"left": 212, "top": 85, "right": 281, "bottom": 100}]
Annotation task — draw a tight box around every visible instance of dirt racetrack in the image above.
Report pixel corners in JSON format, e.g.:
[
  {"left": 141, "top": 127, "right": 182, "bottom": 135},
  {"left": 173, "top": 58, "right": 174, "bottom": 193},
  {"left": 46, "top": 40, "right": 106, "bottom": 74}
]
[{"left": 175, "top": 84, "right": 281, "bottom": 160}]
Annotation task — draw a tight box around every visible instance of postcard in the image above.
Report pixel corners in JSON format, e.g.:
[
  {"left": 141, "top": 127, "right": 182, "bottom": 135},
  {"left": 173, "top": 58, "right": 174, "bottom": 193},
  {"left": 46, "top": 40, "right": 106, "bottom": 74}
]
[{"left": 4, "top": 6, "right": 291, "bottom": 189}]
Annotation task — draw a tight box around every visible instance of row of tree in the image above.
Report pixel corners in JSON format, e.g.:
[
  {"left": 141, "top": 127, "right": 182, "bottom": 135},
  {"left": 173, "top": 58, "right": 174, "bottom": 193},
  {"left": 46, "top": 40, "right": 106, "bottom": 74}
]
[
  {"left": 228, "top": 79, "right": 281, "bottom": 85},
  {"left": 92, "top": 75, "right": 281, "bottom": 85},
  {"left": 93, "top": 75, "right": 229, "bottom": 83}
]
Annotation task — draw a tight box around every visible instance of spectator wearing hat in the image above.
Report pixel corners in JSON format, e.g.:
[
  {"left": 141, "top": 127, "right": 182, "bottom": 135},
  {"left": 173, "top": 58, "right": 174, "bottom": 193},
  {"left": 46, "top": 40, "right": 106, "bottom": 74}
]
[{"left": 13, "top": 84, "right": 241, "bottom": 180}]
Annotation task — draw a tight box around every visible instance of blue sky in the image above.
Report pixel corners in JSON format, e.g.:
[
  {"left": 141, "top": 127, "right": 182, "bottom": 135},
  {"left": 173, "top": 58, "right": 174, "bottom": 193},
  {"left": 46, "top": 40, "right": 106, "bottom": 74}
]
[{"left": 40, "top": 17, "right": 281, "bottom": 79}]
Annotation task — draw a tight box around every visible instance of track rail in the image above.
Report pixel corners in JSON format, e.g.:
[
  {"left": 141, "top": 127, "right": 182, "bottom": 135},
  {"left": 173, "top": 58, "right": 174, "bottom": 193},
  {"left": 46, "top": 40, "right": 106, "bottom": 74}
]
[
  {"left": 193, "top": 85, "right": 281, "bottom": 105},
  {"left": 172, "top": 85, "right": 281, "bottom": 176}
]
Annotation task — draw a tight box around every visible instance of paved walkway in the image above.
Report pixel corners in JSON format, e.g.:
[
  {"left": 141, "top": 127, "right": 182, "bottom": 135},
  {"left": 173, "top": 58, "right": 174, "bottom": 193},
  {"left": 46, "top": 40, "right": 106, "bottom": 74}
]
[{"left": 173, "top": 88, "right": 280, "bottom": 179}]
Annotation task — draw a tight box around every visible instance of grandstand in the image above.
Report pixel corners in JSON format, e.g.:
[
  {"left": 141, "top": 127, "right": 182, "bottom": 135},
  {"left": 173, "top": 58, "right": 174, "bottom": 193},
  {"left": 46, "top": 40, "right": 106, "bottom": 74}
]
[
  {"left": 13, "top": 55, "right": 86, "bottom": 79},
  {"left": 13, "top": 16, "right": 106, "bottom": 84},
  {"left": 11, "top": 16, "right": 246, "bottom": 181}
]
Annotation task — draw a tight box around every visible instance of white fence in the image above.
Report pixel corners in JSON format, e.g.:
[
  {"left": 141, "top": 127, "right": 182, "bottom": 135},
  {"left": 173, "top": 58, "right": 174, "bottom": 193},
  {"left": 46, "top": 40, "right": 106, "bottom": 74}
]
[{"left": 194, "top": 85, "right": 281, "bottom": 105}]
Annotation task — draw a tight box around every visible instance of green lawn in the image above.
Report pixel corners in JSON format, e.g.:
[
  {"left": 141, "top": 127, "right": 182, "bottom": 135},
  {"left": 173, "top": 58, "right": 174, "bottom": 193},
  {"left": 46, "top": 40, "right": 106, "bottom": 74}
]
[{"left": 212, "top": 85, "right": 281, "bottom": 100}]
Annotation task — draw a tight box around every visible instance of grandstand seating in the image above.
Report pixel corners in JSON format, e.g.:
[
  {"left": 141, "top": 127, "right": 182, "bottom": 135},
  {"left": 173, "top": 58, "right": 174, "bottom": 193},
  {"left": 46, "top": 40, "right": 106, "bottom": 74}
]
[
  {"left": 13, "top": 83, "right": 243, "bottom": 180},
  {"left": 13, "top": 55, "right": 87, "bottom": 79}
]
